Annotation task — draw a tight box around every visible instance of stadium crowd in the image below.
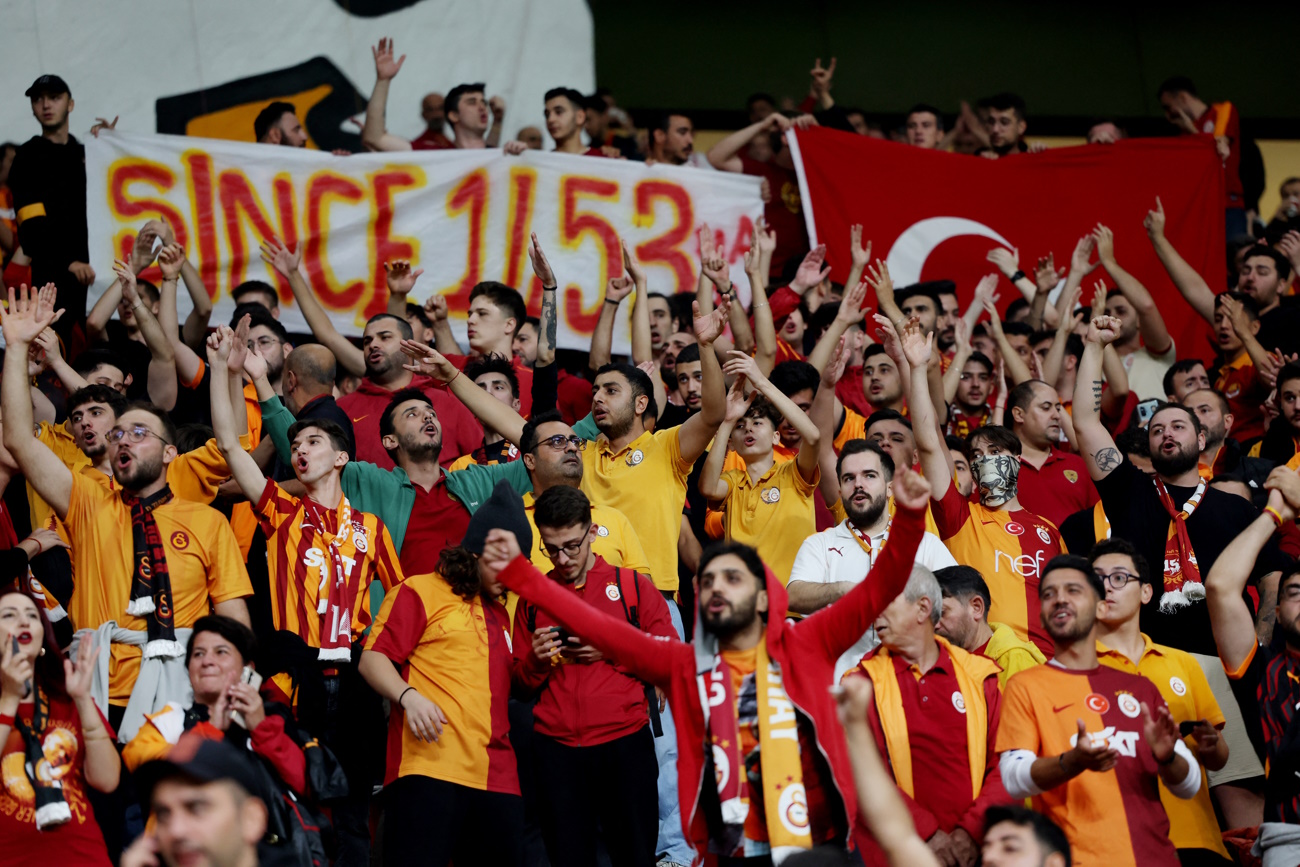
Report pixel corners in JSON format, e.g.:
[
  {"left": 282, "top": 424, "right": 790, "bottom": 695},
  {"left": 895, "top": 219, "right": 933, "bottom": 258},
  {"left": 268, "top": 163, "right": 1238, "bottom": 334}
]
[{"left": 3, "top": 38, "right": 1300, "bottom": 867}]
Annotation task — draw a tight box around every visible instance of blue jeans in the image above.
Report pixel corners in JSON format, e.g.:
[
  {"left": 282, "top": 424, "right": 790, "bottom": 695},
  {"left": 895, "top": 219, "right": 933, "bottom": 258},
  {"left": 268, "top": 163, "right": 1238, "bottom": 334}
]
[{"left": 655, "top": 598, "right": 695, "bottom": 865}]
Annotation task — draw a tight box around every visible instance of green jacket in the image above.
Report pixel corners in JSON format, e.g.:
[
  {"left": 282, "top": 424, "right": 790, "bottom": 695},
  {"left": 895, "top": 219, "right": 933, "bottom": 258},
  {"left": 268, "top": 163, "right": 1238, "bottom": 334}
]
[{"left": 260, "top": 396, "right": 533, "bottom": 552}]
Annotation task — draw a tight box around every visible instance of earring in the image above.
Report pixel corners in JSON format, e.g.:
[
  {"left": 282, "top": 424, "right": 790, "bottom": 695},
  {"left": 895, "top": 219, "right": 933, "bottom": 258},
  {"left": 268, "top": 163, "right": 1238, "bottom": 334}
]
[{"left": 38, "top": 647, "right": 45, "bottom": 656}]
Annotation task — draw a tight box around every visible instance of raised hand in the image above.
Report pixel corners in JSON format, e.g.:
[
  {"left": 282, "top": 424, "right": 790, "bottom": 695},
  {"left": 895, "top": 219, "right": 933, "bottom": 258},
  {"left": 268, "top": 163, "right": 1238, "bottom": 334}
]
[
  {"left": 1034, "top": 254, "right": 1064, "bottom": 294},
  {"left": 489, "top": 95, "right": 506, "bottom": 122},
  {"left": 372, "top": 37, "right": 406, "bottom": 81},
  {"left": 130, "top": 225, "right": 162, "bottom": 273},
  {"left": 205, "top": 324, "right": 235, "bottom": 366},
  {"left": 823, "top": 333, "right": 852, "bottom": 387},
  {"left": 872, "top": 313, "right": 904, "bottom": 365},
  {"left": 722, "top": 349, "right": 761, "bottom": 383},
  {"left": 693, "top": 297, "right": 731, "bottom": 346},
  {"left": 32, "top": 327, "right": 61, "bottom": 367},
  {"left": 701, "top": 256, "right": 731, "bottom": 293},
  {"left": 621, "top": 238, "right": 645, "bottom": 287},
  {"left": 90, "top": 116, "right": 119, "bottom": 138},
  {"left": 1218, "top": 294, "right": 1254, "bottom": 338},
  {"left": 157, "top": 244, "right": 186, "bottom": 281},
  {"left": 528, "top": 232, "right": 556, "bottom": 287},
  {"left": 721, "top": 375, "right": 755, "bottom": 425},
  {"left": 865, "top": 259, "right": 894, "bottom": 302},
  {"left": 1086, "top": 315, "right": 1122, "bottom": 347},
  {"left": 423, "top": 293, "right": 449, "bottom": 323},
  {"left": 892, "top": 466, "right": 932, "bottom": 512},
  {"left": 754, "top": 218, "right": 776, "bottom": 256},
  {"left": 1141, "top": 703, "right": 1179, "bottom": 765},
  {"left": 849, "top": 224, "right": 872, "bottom": 269},
  {"left": 1260, "top": 351, "right": 1299, "bottom": 389},
  {"left": 0, "top": 625, "right": 34, "bottom": 701},
  {"left": 606, "top": 273, "right": 635, "bottom": 304},
  {"left": 900, "top": 315, "right": 933, "bottom": 369},
  {"left": 809, "top": 56, "right": 837, "bottom": 101},
  {"left": 1264, "top": 472, "right": 1300, "bottom": 517},
  {"left": 480, "top": 528, "right": 524, "bottom": 581},
  {"left": 258, "top": 237, "right": 302, "bottom": 278},
  {"left": 1069, "top": 718, "right": 1120, "bottom": 772},
  {"left": 384, "top": 260, "right": 425, "bottom": 299},
  {"left": 243, "top": 344, "right": 269, "bottom": 384},
  {"left": 1143, "top": 196, "right": 1166, "bottom": 241},
  {"left": 1070, "top": 234, "right": 1098, "bottom": 277},
  {"left": 114, "top": 259, "right": 141, "bottom": 306},
  {"left": 696, "top": 223, "right": 717, "bottom": 261},
  {"left": 1092, "top": 224, "right": 1116, "bottom": 264},
  {"left": 227, "top": 313, "right": 251, "bottom": 376},
  {"left": 834, "top": 675, "right": 873, "bottom": 729},
  {"left": 986, "top": 246, "right": 1020, "bottom": 277},
  {"left": 3, "top": 284, "right": 58, "bottom": 346},
  {"left": 791, "top": 245, "right": 832, "bottom": 294},
  {"left": 972, "top": 273, "right": 999, "bottom": 309},
  {"left": 1090, "top": 280, "right": 1108, "bottom": 321},
  {"left": 837, "top": 279, "right": 870, "bottom": 324},
  {"left": 399, "top": 339, "right": 458, "bottom": 382}
]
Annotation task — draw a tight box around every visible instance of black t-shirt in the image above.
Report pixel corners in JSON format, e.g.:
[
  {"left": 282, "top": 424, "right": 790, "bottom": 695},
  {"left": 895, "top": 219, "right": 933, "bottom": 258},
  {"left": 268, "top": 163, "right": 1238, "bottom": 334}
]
[
  {"left": 1096, "top": 458, "right": 1290, "bottom": 655},
  {"left": 99, "top": 321, "right": 156, "bottom": 403},
  {"left": 1059, "top": 506, "right": 1100, "bottom": 558},
  {"left": 270, "top": 394, "right": 356, "bottom": 481},
  {"left": 658, "top": 403, "right": 692, "bottom": 430},
  {"left": 1229, "top": 641, "right": 1300, "bottom": 823},
  {"left": 1257, "top": 299, "right": 1300, "bottom": 357}
]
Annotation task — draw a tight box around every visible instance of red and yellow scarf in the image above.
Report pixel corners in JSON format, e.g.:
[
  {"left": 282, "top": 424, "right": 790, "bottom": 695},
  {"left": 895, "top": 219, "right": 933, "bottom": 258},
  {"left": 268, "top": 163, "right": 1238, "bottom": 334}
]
[{"left": 1154, "top": 476, "right": 1206, "bottom": 612}]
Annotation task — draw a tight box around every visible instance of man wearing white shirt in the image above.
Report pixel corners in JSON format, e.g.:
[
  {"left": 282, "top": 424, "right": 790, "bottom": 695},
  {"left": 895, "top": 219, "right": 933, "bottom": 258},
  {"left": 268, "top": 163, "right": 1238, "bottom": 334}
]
[{"left": 787, "top": 440, "right": 955, "bottom": 680}]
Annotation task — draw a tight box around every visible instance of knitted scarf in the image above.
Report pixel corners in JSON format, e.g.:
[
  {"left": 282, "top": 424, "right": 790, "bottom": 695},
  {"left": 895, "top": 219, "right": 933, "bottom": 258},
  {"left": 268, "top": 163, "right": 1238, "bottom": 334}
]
[
  {"left": 1154, "top": 477, "right": 1206, "bottom": 613},
  {"left": 124, "top": 486, "right": 183, "bottom": 659},
  {"left": 13, "top": 684, "right": 71, "bottom": 830},
  {"left": 301, "top": 495, "right": 355, "bottom": 662}
]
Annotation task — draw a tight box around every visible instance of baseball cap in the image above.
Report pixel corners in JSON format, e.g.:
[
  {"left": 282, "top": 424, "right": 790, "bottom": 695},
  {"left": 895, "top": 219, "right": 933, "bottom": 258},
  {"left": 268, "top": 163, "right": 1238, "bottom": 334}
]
[
  {"left": 25, "top": 75, "right": 70, "bottom": 99},
  {"left": 135, "top": 733, "right": 265, "bottom": 810}
]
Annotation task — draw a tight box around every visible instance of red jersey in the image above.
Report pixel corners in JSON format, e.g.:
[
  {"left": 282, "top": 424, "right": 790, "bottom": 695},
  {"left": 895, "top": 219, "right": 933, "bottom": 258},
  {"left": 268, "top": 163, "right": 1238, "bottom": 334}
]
[
  {"left": 1214, "top": 351, "right": 1267, "bottom": 443},
  {"left": 336, "top": 374, "right": 483, "bottom": 471},
  {"left": 739, "top": 155, "right": 808, "bottom": 278},
  {"left": 1015, "top": 450, "right": 1100, "bottom": 530},
  {"left": 443, "top": 352, "right": 535, "bottom": 417},
  {"left": 411, "top": 129, "right": 454, "bottom": 150},
  {"left": 556, "top": 368, "right": 593, "bottom": 424},
  {"left": 947, "top": 404, "right": 991, "bottom": 438}
]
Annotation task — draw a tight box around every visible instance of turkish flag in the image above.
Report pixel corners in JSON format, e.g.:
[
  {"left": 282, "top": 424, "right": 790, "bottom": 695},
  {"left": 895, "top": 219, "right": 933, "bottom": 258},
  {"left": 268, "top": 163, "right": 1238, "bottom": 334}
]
[{"left": 789, "top": 128, "right": 1226, "bottom": 358}]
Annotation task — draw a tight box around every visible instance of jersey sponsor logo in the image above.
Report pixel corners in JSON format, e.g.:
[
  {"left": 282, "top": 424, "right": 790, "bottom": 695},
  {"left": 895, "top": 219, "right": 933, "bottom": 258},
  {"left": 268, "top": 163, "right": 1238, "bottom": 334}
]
[
  {"left": 1169, "top": 676, "right": 1187, "bottom": 696},
  {"left": 778, "top": 783, "right": 810, "bottom": 834},
  {"left": 952, "top": 691, "right": 966, "bottom": 714},
  {"left": 626, "top": 449, "right": 645, "bottom": 466},
  {"left": 994, "top": 548, "right": 1048, "bottom": 579},
  {"left": 1085, "top": 692, "right": 1110, "bottom": 714},
  {"left": 1052, "top": 702, "right": 1073, "bottom": 713},
  {"left": 303, "top": 546, "right": 357, "bottom": 575},
  {"left": 605, "top": 583, "right": 621, "bottom": 602},
  {"left": 1036, "top": 527, "right": 1052, "bottom": 545},
  {"left": 1073, "top": 725, "right": 1141, "bottom": 757},
  {"left": 827, "top": 546, "right": 844, "bottom": 557},
  {"left": 351, "top": 415, "right": 367, "bottom": 423},
  {"left": 1063, "top": 469, "right": 1078, "bottom": 483},
  {"left": 169, "top": 531, "right": 190, "bottom": 550},
  {"left": 1118, "top": 693, "right": 1141, "bottom": 719},
  {"left": 760, "top": 487, "right": 782, "bottom": 504},
  {"left": 596, "top": 524, "right": 610, "bottom": 537},
  {"left": 1004, "top": 521, "right": 1025, "bottom": 536}
]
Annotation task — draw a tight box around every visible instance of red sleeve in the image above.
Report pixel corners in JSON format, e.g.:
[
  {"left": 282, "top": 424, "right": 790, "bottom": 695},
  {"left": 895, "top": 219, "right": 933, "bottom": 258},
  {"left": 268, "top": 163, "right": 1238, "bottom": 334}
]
[
  {"left": 496, "top": 555, "right": 693, "bottom": 688},
  {"left": 366, "top": 584, "right": 427, "bottom": 661},
  {"left": 510, "top": 600, "right": 551, "bottom": 695},
  {"left": 957, "top": 676, "right": 1013, "bottom": 840},
  {"left": 636, "top": 573, "right": 676, "bottom": 641},
  {"left": 249, "top": 713, "right": 307, "bottom": 795},
  {"left": 931, "top": 483, "right": 972, "bottom": 541},
  {"left": 796, "top": 500, "right": 925, "bottom": 662}
]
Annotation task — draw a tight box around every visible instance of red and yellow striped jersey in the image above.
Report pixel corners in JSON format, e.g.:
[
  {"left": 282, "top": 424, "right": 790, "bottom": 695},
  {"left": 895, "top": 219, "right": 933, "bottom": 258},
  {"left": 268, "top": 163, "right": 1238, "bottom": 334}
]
[
  {"left": 255, "top": 481, "right": 403, "bottom": 649},
  {"left": 997, "top": 664, "right": 1179, "bottom": 867},
  {"left": 365, "top": 572, "right": 518, "bottom": 793},
  {"left": 931, "top": 485, "right": 1063, "bottom": 655}
]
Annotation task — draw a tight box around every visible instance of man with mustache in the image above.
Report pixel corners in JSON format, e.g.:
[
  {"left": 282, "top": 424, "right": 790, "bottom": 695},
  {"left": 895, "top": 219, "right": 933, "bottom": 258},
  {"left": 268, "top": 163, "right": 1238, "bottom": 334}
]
[
  {"left": 1008, "top": 380, "right": 1098, "bottom": 529},
  {"left": 788, "top": 440, "right": 955, "bottom": 680},
  {"left": 996, "top": 555, "right": 1199, "bottom": 867},
  {"left": 903, "top": 319, "right": 1064, "bottom": 657},
  {"left": 1073, "top": 312, "right": 1282, "bottom": 829}
]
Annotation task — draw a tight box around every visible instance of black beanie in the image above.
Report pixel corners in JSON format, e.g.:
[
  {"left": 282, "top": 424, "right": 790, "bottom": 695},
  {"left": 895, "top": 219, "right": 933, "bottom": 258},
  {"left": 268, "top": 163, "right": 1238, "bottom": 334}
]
[{"left": 462, "top": 479, "right": 533, "bottom": 556}]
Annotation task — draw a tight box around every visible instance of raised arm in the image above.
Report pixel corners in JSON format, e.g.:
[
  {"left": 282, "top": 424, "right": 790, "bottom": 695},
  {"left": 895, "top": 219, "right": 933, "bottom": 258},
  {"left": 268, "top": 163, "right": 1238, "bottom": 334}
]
[
  {"left": 987, "top": 246, "right": 1039, "bottom": 310},
  {"left": 207, "top": 327, "right": 267, "bottom": 501},
  {"left": 699, "top": 377, "right": 752, "bottom": 502},
  {"left": 530, "top": 233, "right": 562, "bottom": 368},
  {"left": 706, "top": 114, "right": 789, "bottom": 173},
  {"left": 813, "top": 334, "right": 851, "bottom": 508},
  {"left": 866, "top": 259, "right": 905, "bottom": 330},
  {"left": 942, "top": 319, "right": 974, "bottom": 403},
  {"left": 693, "top": 226, "right": 736, "bottom": 358},
  {"left": 260, "top": 237, "right": 365, "bottom": 376},
  {"left": 899, "top": 319, "right": 950, "bottom": 501},
  {"left": 959, "top": 273, "right": 998, "bottom": 339},
  {"left": 747, "top": 233, "right": 778, "bottom": 377},
  {"left": 727, "top": 350, "right": 820, "bottom": 479},
  {"left": 1, "top": 285, "right": 72, "bottom": 519},
  {"left": 111, "top": 260, "right": 178, "bottom": 410},
  {"left": 178, "top": 258, "right": 213, "bottom": 350},
  {"left": 383, "top": 259, "right": 423, "bottom": 321},
  {"left": 591, "top": 242, "right": 636, "bottom": 371},
  {"left": 361, "top": 38, "right": 414, "bottom": 153},
  {"left": 1094, "top": 223, "right": 1172, "bottom": 354},
  {"left": 1040, "top": 284, "right": 1081, "bottom": 389},
  {"left": 1145, "top": 197, "right": 1216, "bottom": 324},
  {"left": 156, "top": 243, "right": 205, "bottom": 387},
  {"left": 836, "top": 679, "right": 942, "bottom": 867},
  {"left": 808, "top": 278, "right": 869, "bottom": 376},
  {"left": 1221, "top": 294, "right": 1273, "bottom": 373},
  {"left": 982, "top": 295, "right": 1032, "bottom": 386},
  {"left": 676, "top": 299, "right": 729, "bottom": 463},
  {"left": 1028, "top": 253, "right": 1064, "bottom": 329},
  {"left": 399, "top": 341, "right": 526, "bottom": 446},
  {"left": 1072, "top": 314, "right": 1124, "bottom": 481},
  {"left": 32, "top": 327, "right": 88, "bottom": 395}
]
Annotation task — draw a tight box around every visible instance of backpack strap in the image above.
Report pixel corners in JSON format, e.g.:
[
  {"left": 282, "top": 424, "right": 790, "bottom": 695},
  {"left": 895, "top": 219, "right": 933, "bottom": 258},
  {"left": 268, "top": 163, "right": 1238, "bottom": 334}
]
[{"left": 616, "top": 567, "right": 663, "bottom": 738}]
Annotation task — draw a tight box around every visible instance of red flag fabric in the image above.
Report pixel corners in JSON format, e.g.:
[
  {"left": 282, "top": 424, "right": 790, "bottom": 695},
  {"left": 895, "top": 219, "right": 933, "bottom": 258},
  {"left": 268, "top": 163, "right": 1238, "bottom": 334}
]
[{"left": 789, "top": 128, "right": 1226, "bottom": 359}]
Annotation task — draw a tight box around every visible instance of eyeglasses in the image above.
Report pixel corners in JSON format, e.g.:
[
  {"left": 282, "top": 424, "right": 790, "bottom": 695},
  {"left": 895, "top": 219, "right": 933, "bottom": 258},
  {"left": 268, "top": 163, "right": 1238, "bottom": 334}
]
[
  {"left": 541, "top": 526, "right": 591, "bottom": 562},
  {"left": 534, "top": 435, "right": 586, "bottom": 452},
  {"left": 107, "top": 426, "right": 170, "bottom": 446},
  {"left": 1095, "top": 570, "right": 1137, "bottom": 590}
]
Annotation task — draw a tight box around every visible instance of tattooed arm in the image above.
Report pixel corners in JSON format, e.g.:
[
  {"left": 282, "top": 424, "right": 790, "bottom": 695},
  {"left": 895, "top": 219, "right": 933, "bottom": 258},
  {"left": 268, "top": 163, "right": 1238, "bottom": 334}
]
[
  {"left": 1071, "top": 314, "right": 1124, "bottom": 482},
  {"left": 529, "top": 233, "right": 558, "bottom": 368}
]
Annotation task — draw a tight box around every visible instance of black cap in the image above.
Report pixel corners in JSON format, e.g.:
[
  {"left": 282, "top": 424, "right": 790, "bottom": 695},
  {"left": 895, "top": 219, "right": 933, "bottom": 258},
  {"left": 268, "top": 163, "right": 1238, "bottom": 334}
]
[
  {"left": 135, "top": 734, "right": 264, "bottom": 810},
  {"left": 462, "top": 479, "right": 532, "bottom": 556},
  {"left": 25, "top": 75, "right": 70, "bottom": 99}
]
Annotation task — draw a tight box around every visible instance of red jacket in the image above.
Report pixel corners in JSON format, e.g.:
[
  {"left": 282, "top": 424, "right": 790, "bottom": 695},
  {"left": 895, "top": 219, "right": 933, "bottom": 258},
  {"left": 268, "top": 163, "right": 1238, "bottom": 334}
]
[
  {"left": 511, "top": 558, "right": 675, "bottom": 746},
  {"left": 496, "top": 499, "right": 926, "bottom": 863},
  {"left": 336, "top": 373, "right": 483, "bottom": 470}
]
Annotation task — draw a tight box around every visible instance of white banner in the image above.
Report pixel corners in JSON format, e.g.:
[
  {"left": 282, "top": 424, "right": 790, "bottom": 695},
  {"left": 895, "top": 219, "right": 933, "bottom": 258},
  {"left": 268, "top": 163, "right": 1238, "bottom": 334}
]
[{"left": 84, "top": 131, "right": 763, "bottom": 353}]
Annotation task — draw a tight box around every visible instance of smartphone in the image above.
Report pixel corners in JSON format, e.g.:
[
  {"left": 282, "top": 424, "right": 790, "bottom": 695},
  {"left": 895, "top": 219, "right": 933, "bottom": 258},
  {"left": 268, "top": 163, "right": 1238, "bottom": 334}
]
[
  {"left": 1135, "top": 398, "right": 1159, "bottom": 427},
  {"left": 1178, "top": 719, "right": 1208, "bottom": 737},
  {"left": 549, "top": 625, "right": 571, "bottom": 645},
  {"left": 229, "top": 666, "right": 263, "bottom": 729},
  {"left": 150, "top": 235, "right": 163, "bottom": 256},
  {"left": 12, "top": 636, "right": 31, "bottom": 699}
]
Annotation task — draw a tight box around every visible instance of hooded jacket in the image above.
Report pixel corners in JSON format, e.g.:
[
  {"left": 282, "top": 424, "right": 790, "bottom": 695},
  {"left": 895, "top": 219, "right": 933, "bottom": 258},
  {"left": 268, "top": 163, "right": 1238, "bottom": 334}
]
[{"left": 495, "top": 498, "right": 926, "bottom": 863}]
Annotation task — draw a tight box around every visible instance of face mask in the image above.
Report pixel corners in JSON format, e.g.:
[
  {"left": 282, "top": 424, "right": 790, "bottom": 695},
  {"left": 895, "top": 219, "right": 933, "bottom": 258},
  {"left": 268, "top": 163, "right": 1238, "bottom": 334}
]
[{"left": 972, "top": 454, "right": 1019, "bottom": 507}]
